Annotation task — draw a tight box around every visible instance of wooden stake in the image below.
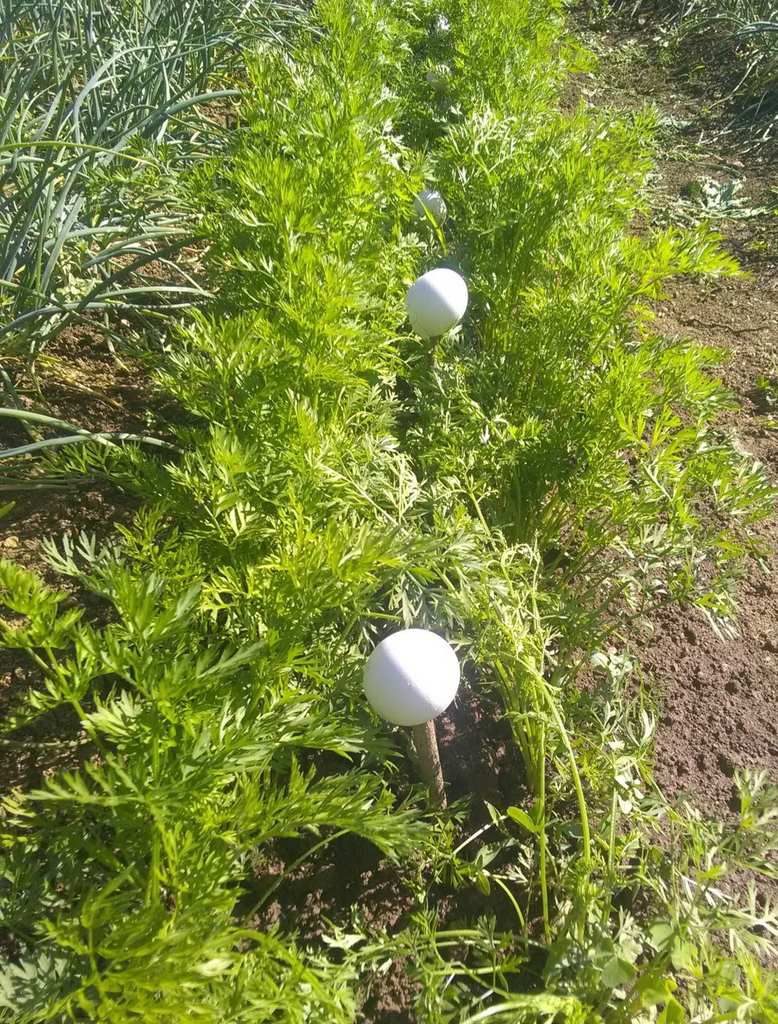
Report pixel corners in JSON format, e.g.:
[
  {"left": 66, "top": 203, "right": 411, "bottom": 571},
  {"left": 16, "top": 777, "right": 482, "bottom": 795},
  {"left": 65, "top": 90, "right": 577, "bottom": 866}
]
[{"left": 412, "top": 719, "right": 446, "bottom": 808}]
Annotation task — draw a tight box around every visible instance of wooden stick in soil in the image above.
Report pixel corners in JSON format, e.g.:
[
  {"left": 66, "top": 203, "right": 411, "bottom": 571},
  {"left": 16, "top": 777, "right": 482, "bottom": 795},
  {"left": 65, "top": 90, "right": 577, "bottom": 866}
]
[{"left": 412, "top": 719, "right": 446, "bottom": 808}]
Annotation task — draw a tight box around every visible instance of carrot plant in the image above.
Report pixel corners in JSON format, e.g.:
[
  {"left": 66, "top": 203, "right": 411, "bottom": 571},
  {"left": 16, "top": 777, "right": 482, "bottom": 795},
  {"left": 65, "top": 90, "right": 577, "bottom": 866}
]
[{"left": 1, "top": 0, "right": 776, "bottom": 1021}]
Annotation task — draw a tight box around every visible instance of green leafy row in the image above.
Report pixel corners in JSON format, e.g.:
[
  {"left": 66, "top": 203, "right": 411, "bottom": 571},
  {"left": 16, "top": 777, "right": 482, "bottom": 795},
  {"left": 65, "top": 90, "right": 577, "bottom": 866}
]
[{"left": 1, "top": 0, "right": 776, "bottom": 1021}]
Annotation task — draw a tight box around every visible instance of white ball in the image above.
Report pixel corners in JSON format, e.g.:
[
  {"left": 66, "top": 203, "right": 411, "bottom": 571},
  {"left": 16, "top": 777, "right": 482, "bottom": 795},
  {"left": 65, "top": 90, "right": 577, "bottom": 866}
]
[
  {"left": 363, "top": 628, "right": 460, "bottom": 727},
  {"left": 426, "top": 65, "right": 452, "bottom": 91},
  {"left": 414, "top": 189, "right": 447, "bottom": 226},
  {"left": 406, "top": 268, "right": 468, "bottom": 338},
  {"left": 433, "top": 13, "right": 451, "bottom": 33}
]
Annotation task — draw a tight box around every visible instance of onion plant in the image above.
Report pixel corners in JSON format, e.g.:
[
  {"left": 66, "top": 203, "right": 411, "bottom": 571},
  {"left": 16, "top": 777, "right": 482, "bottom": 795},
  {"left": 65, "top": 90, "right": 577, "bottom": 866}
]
[
  {"left": 0, "top": 0, "right": 302, "bottom": 374},
  {"left": 602, "top": 0, "right": 778, "bottom": 146}
]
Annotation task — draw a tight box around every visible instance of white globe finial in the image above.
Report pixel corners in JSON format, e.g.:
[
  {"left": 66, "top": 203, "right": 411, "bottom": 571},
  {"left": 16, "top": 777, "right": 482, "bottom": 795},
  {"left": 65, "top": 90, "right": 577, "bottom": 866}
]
[
  {"left": 363, "top": 628, "right": 460, "bottom": 728},
  {"left": 426, "top": 64, "right": 452, "bottom": 91},
  {"left": 406, "top": 268, "right": 468, "bottom": 338},
  {"left": 414, "top": 189, "right": 447, "bottom": 227}
]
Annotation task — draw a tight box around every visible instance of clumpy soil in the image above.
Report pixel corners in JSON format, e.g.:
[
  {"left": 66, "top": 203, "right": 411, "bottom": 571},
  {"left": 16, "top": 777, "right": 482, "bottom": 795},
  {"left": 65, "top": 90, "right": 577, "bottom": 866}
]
[
  {"left": 575, "top": 19, "right": 778, "bottom": 816},
  {"left": 0, "top": 325, "right": 162, "bottom": 586},
  {"left": 643, "top": 275, "right": 777, "bottom": 815}
]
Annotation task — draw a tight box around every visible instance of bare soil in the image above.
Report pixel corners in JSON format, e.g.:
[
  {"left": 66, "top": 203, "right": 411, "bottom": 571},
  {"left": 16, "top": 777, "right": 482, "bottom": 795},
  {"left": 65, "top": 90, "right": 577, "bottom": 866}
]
[
  {"left": 644, "top": 275, "right": 777, "bottom": 815},
  {"left": 575, "top": 21, "right": 778, "bottom": 816}
]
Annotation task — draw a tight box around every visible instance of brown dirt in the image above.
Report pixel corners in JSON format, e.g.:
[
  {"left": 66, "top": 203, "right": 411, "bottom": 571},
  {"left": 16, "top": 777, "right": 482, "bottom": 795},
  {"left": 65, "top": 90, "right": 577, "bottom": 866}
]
[
  {"left": 576, "top": 21, "right": 778, "bottom": 817},
  {"left": 644, "top": 274, "right": 778, "bottom": 815},
  {"left": 0, "top": 328, "right": 166, "bottom": 566},
  {"left": 0, "top": 326, "right": 162, "bottom": 794},
  {"left": 0, "top": 320, "right": 185, "bottom": 591}
]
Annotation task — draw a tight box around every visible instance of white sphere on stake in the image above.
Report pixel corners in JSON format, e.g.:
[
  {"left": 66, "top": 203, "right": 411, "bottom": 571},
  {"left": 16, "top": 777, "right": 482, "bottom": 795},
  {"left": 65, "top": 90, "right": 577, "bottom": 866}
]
[
  {"left": 363, "top": 628, "right": 460, "bottom": 808},
  {"left": 414, "top": 189, "right": 447, "bottom": 227},
  {"left": 364, "top": 628, "right": 460, "bottom": 726},
  {"left": 406, "top": 267, "right": 468, "bottom": 338},
  {"left": 426, "top": 64, "right": 452, "bottom": 91}
]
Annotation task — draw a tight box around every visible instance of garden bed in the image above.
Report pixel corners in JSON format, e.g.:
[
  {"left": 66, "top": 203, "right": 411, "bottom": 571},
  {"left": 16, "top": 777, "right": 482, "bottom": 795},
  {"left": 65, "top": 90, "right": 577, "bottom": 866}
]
[{"left": 2, "top": 3, "right": 777, "bottom": 1022}]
